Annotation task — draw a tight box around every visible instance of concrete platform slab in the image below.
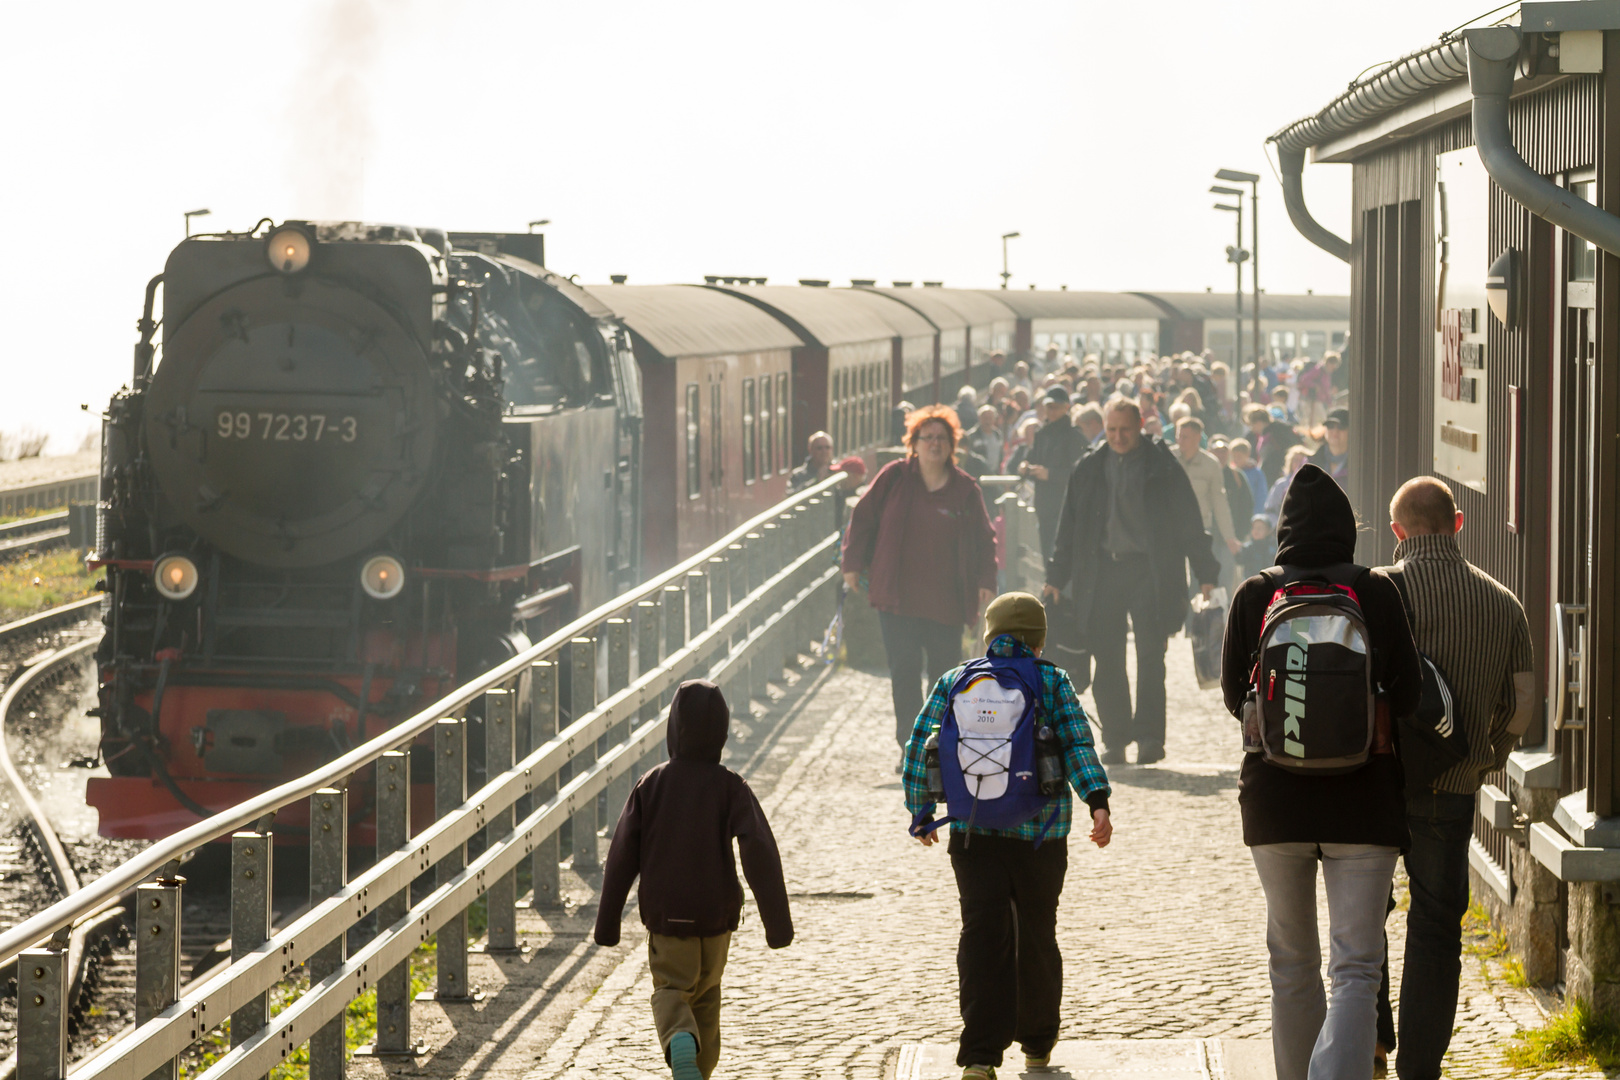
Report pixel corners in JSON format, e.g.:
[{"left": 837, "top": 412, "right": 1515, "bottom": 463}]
[{"left": 890, "top": 1038, "right": 1276, "bottom": 1079}]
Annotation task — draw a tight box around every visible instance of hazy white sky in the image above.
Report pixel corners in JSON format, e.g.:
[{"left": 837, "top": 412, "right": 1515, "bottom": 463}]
[{"left": 0, "top": 0, "right": 1497, "bottom": 451}]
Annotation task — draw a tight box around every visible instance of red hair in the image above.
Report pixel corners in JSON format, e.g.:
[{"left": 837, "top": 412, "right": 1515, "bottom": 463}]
[{"left": 903, "top": 404, "right": 963, "bottom": 456}]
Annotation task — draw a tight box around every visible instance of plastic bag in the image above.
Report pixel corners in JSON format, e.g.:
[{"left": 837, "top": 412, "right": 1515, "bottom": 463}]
[{"left": 1187, "top": 587, "right": 1227, "bottom": 691}]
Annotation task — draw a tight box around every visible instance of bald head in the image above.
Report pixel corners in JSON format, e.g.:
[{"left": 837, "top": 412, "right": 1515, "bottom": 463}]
[{"left": 1390, "top": 476, "right": 1460, "bottom": 537}]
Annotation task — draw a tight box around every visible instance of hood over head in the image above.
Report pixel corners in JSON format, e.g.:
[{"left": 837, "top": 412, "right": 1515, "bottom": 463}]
[
  {"left": 666, "top": 679, "right": 729, "bottom": 763},
  {"left": 1274, "top": 464, "right": 1357, "bottom": 567}
]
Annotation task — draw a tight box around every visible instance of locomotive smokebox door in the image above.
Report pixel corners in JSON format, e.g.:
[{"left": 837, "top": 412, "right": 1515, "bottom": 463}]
[{"left": 202, "top": 710, "right": 287, "bottom": 775}]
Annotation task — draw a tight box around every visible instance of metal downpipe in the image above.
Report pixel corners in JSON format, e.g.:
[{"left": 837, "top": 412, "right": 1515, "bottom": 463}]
[
  {"left": 1277, "top": 147, "right": 1351, "bottom": 263},
  {"left": 1467, "top": 26, "right": 1620, "bottom": 255}
]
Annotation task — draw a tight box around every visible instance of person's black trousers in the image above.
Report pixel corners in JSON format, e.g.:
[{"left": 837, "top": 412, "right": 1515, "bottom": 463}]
[
  {"left": 1375, "top": 790, "right": 1475, "bottom": 1079},
  {"left": 948, "top": 833, "right": 1068, "bottom": 1068},
  {"left": 877, "top": 611, "right": 964, "bottom": 747},
  {"left": 1086, "top": 557, "right": 1169, "bottom": 758}
]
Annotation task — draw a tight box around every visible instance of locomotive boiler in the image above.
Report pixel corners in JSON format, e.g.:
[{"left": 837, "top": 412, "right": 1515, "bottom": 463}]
[{"left": 88, "top": 221, "right": 641, "bottom": 840}]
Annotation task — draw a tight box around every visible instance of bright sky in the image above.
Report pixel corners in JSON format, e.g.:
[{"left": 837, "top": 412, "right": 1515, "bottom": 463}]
[{"left": 0, "top": 0, "right": 1499, "bottom": 452}]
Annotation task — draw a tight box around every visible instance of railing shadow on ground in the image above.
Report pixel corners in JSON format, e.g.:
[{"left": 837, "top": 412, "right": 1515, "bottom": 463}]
[{"left": 3, "top": 473, "right": 850, "bottom": 1080}]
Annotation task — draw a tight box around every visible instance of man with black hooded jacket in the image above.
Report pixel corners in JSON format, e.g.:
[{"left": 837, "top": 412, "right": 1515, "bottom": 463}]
[
  {"left": 1220, "top": 465, "right": 1423, "bottom": 1080},
  {"left": 1044, "top": 398, "right": 1220, "bottom": 764},
  {"left": 596, "top": 680, "right": 793, "bottom": 1080}
]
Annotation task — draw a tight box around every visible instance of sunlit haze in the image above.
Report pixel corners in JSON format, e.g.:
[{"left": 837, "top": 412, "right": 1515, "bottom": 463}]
[{"left": 0, "top": 0, "right": 1494, "bottom": 450}]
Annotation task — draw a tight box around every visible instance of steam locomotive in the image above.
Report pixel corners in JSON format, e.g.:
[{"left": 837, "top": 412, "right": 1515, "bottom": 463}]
[{"left": 87, "top": 221, "right": 641, "bottom": 839}]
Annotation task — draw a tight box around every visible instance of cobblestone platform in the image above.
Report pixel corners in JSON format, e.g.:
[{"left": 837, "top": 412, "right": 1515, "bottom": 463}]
[{"left": 358, "top": 635, "right": 1593, "bottom": 1080}]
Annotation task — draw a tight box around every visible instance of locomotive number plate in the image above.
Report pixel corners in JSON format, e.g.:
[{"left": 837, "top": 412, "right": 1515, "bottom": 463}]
[{"left": 216, "top": 411, "right": 358, "bottom": 443}]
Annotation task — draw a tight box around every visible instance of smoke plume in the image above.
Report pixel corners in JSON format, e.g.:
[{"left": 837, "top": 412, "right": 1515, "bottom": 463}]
[{"left": 283, "top": 0, "right": 388, "bottom": 220}]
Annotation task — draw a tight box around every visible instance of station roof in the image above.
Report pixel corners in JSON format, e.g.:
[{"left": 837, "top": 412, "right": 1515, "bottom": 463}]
[
  {"left": 1134, "top": 291, "right": 1349, "bottom": 321},
  {"left": 973, "top": 290, "right": 1165, "bottom": 320},
  {"left": 703, "top": 285, "right": 902, "bottom": 348},
  {"left": 586, "top": 284, "right": 802, "bottom": 359}
]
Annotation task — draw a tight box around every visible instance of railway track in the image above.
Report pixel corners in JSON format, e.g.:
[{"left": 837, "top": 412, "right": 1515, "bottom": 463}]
[{"left": 0, "top": 601, "right": 228, "bottom": 1070}]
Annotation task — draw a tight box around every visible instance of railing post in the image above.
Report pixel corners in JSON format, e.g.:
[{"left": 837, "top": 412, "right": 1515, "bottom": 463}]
[
  {"left": 18, "top": 944, "right": 68, "bottom": 1080},
  {"left": 707, "top": 554, "right": 730, "bottom": 612},
  {"left": 230, "top": 830, "right": 272, "bottom": 1073},
  {"left": 482, "top": 687, "right": 520, "bottom": 953},
  {"left": 727, "top": 543, "right": 750, "bottom": 683},
  {"left": 777, "top": 510, "right": 802, "bottom": 672},
  {"left": 309, "top": 786, "right": 347, "bottom": 1080},
  {"left": 661, "top": 584, "right": 687, "bottom": 715},
  {"left": 996, "top": 491, "right": 1021, "bottom": 592},
  {"left": 135, "top": 873, "right": 182, "bottom": 1080},
  {"left": 528, "top": 660, "right": 561, "bottom": 908},
  {"left": 432, "top": 718, "right": 474, "bottom": 1001},
  {"left": 566, "top": 637, "right": 599, "bottom": 871},
  {"left": 687, "top": 568, "right": 709, "bottom": 640},
  {"left": 603, "top": 618, "right": 632, "bottom": 831},
  {"left": 370, "top": 750, "right": 417, "bottom": 1055},
  {"left": 637, "top": 599, "right": 664, "bottom": 774}
]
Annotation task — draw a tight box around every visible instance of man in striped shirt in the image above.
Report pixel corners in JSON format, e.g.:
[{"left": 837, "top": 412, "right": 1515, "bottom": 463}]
[{"left": 1378, "top": 477, "right": 1535, "bottom": 1080}]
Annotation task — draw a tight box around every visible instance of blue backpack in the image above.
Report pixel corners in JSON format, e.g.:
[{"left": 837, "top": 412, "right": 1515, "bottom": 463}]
[{"left": 919, "top": 655, "right": 1058, "bottom": 841}]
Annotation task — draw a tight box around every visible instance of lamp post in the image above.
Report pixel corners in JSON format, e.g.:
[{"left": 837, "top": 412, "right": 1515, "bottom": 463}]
[
  {"left": 527, "top": 219, "right": 550, "bottom": 232},
  {"left": 1213, "top": 195, "right": 1247, "bottom": 378},
  {"left": 1000, "top": 231, "right": 1020, "bottom": 289},
  {"left": 183, "top": 208, "right": 211, "bottom": 237},
  {"left": 1216, "top": 169, "right": 1262, "bottom": 391}
]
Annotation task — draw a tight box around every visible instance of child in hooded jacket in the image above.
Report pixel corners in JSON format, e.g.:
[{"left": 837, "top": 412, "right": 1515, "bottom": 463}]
[{"left": 595, "top": 679, "right": 793, "bottom": 1080}]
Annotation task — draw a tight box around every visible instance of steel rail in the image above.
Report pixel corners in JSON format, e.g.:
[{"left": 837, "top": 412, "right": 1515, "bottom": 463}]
[
  {"left": 0, "top": 597, "right": 103, "bottom": 650},
  {"left": 0, "top": 472, "right": 848, "bottom": 969},
  {"left": 65, "top": 540, "right": 842, "bottom": 1080}
]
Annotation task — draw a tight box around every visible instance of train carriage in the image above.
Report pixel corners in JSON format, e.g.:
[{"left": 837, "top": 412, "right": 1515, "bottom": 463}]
[
  {"left": 705, "top": 284, "right": 900, "bottom": 463},
  {"left": 976, "top": 290, "right": 1167, "bottom": 367},
  {"left": 588, "top": 284, "right": 801, "bottom": 573},
  {"left": 858, "top": 284, "right": 967, "bottom": 406},
  {"left": 838, "top": 289, "right": 939, "bottom": 423},
  {"left": 928, "top": 289, "right": 1018, "bottom": 394}
]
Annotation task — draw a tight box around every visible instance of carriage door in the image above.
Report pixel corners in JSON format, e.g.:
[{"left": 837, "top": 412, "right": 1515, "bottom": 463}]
[
  {"left": 1552, "top": 180, "right": 1598, "bottom": 773},
  {"left": 705, "top": 362, "right": 729, "bottom": 545}
]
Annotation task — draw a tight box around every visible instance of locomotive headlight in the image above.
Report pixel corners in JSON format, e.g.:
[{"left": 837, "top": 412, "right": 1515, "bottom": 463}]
[
  {"left": 152, "top": 554, "right": 199, "bottom": 601},
  {"left": 360, "top": 554, "right": 406, "bottom": 600},
  {"left": 265, "top": 225, "right": 313, "bottom": 275}
]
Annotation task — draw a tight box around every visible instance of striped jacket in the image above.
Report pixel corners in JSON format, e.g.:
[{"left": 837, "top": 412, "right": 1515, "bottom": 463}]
[{"left": 1386, "top": 533, "right": 1535, "bottom": 795}]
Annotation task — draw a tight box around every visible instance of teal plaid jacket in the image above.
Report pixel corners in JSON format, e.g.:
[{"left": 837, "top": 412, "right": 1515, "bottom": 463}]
[{"left": 902, "top": 634, "right": 1111, "bottom": 841}]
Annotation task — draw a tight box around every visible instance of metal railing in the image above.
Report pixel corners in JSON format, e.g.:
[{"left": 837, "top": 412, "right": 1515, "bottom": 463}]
[{"left": 8, "top": 473, "right": 848, "bottom": 1080}]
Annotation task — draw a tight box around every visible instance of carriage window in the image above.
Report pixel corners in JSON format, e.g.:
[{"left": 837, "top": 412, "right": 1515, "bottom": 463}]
[
  {"left": 709, "top": 383, "right": 723, "bottom": 490},
  {"left": 777, "top": 373, "right": 790, "bottom": 471},
  {"left": 685, "top": 384, "right": 701, "bottom": 499},
  {"left": 762, "top": 376, "right": 776, "bottom": 475},
  {"left": 742, "top": 379, "right": 757, "bottom": 485}
]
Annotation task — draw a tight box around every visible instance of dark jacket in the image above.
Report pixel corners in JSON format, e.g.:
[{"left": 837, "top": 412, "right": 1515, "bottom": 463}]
[
  {"left": 788, "top": 456, "right": 829, "bottom": 493},
  {"left": 1222, "top": 464, "right": 1253, "bottom": 547},
  {"left": 1256, "top": 420, "right": 1298, "bottom": 486},
  {"left": 1024, "top": 416, "right": 1091, "bottom": 525},
  {"left": 595, "top": 680, "right": 793, "bottom": 946},
  {"left": 1045, "top": 436, "right": 1221, "bottom": 639},
  {"left": 1219, "top": 466, "right": 1423, "bottom": 849},
  {"left": 841, "top": 457, "right": 997, "bottom": 626}
]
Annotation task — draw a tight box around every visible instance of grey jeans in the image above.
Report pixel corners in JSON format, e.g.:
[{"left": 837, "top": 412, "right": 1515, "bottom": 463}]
[{"left": 1250, "top": 842, "right": 1400, "bottom": 1080}]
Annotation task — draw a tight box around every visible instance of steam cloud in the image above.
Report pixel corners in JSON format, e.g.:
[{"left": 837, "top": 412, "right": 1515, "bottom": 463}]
[{"left": 283, "top": 0, "right": 388, "bottom": 220}]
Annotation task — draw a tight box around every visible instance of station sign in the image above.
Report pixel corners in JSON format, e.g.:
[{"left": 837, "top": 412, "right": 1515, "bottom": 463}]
[{"left": 1434, "top": 148, "right": 1490, "bottom": 493}]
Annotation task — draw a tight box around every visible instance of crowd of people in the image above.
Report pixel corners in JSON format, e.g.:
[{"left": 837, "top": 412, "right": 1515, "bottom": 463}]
[{"left": 591, "top": 343, "right": 1532, "bottom": 1080}]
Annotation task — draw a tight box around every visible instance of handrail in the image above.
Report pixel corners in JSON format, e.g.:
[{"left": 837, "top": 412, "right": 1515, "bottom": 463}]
[
  {"left": 0, "top": 472, "right": 849, "bottom": 968},
  {"left": 66, "top": 541, "right": 843, "bottom": 1080}
]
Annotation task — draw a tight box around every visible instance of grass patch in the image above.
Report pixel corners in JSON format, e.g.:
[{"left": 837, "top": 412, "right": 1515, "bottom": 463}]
[
  {"left": 179, "top": 950, "right": 434, "bottom": 1080},
  {"left": 1504, "top": 998, "right": 1620, "bottom": 1070},
  {"left": 1462, "top": 899, "right": 1510, "bottom": 959},
  {"left": 0, "top": 548, "right": 96, "bottom": 623},
  {"left": 1502, "top": 957, "right": 1530, "bottom": 988}
]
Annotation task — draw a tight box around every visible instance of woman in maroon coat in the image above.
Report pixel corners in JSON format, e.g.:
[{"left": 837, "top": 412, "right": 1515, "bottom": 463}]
[{"left": 841, "top": 404, "right": 998, "bottom": 750}]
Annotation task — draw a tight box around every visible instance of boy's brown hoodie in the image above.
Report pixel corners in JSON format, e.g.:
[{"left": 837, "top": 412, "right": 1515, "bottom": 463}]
[{"left": 593, "top": 680, "right": 793, "bottom": 947}]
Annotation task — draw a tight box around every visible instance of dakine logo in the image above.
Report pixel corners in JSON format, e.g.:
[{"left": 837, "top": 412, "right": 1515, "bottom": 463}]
[{"left": 1282, "top": 642, "right": 1307, "bottom": 757}]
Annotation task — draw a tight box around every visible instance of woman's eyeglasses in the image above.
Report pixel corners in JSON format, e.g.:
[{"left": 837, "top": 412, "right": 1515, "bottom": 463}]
[{"left": 915, "top": 434, "right": 952, "bottom": 445}]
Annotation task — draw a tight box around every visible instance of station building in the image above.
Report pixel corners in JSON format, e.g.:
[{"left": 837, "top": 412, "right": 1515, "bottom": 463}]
[{"left": 1273, "top": 3, "right": 1620, "bottom": 1013}]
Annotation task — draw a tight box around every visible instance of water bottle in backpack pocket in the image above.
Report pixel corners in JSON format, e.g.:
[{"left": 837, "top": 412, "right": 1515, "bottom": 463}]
[{"left": 1247, "top": 566, "right": 1381, "bottom": 775}]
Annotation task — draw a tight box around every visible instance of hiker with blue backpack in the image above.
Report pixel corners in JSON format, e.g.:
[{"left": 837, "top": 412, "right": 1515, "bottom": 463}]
[
  {"left": 1220, "top": 464, "right": 1423, "bottom": 1080},
  {"left": 903, "top": 592, "right": 1112, "bottom": 1080}
]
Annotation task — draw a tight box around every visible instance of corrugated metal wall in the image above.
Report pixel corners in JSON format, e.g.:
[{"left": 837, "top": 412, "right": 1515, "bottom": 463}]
[{"left": 1348, "top": 78, "right": 1597, "bottom": 606}]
